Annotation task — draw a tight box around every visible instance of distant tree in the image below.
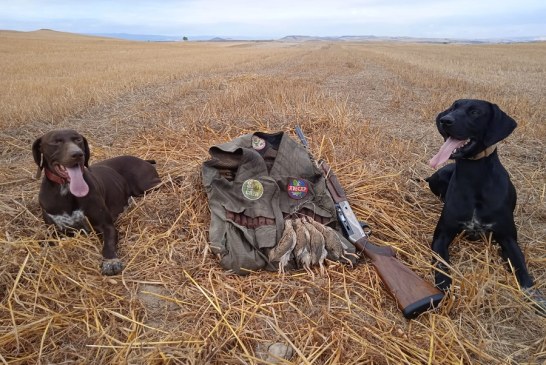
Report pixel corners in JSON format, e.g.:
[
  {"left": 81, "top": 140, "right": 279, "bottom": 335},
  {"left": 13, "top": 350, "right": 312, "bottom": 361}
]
[{"left": 183, "top": 36, "right": 188, "bottom": 41}]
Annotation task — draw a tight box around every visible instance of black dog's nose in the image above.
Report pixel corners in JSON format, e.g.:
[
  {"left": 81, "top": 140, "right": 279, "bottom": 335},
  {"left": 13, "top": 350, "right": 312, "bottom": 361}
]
[{"left": 439, "top": 115, "right": 455, "bottom": 127}]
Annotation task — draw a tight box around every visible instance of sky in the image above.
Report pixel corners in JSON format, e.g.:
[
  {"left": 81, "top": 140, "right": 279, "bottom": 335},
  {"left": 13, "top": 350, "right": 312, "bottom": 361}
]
[{"left": 1, "top": 0, "right": 545, "bottom": 40}]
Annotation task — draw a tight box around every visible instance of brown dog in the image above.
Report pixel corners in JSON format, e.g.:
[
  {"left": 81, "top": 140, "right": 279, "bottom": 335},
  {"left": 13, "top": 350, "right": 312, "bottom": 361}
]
[{"left": 33, "top": 129, "right": 161, "bottom": 275}]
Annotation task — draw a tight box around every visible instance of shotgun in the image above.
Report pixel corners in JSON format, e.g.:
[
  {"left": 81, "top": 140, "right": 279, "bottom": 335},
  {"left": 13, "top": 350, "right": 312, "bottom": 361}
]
[{"left": 295, "top": 126, "right": 444, "bottom": 319}]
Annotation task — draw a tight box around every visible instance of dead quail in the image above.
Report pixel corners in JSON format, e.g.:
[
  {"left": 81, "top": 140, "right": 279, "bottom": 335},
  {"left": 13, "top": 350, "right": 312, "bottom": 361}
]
[
  {"left": 303, "top": 217, "right": 327, "bottom": 275},
  {"left": 268, "top": 219, "right": 297, "bottom": 274},
  {"left": 293, "top": 218, "right": 313, "bottom": 276},
  {"left": 306, "top": 217, "right": 354, "bottom": 266}
]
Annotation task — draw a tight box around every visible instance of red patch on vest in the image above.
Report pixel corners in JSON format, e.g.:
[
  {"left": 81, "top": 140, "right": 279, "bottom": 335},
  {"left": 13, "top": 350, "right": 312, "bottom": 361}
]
[{"left": 287, "top": 178, "right": 309, "bottom": 200}]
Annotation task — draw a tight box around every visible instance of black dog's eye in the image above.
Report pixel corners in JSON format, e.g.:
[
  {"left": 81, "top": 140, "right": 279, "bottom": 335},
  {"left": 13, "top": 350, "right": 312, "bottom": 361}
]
[
  {"left": 74, "top": 137, "right": 83, "bottom": 143},
  {"left": 469, "top": 109, "right": 481, "bottom": 116},
  {"left": 54, "top": 139, "right": 63, "bottom": 144}
]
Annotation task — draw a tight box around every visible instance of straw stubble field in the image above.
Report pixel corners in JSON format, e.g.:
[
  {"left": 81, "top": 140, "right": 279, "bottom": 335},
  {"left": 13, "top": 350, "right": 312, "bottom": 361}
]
[{"left": 0, "top": 30, "right": 545, "bottom": 364}]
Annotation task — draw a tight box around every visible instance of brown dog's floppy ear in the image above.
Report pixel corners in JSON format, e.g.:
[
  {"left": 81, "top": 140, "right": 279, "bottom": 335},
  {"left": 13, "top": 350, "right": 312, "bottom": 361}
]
[
  {"left": 82, "top": 136, "right": 90, "bottom": 167},
  {"left": 484, "top": 103, "right": 517, "bottom": 146},
  {"left": 32, "top": 137, "right": 43, "bottom": 179}
]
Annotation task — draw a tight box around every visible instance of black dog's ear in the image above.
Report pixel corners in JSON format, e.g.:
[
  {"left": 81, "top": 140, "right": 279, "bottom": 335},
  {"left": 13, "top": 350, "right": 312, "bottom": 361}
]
[
  {"left": 32, "top": 137, "right": 43, "bottom": 179},
  {"left": 82, "top": 136, "right": 90, "bottom": 167},
  {"left": 484, "top": 103, "right": 517, "bottom": 146}
]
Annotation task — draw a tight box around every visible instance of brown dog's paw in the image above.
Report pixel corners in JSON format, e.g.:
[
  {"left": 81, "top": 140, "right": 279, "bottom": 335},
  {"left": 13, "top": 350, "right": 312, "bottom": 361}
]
[{"left": 101, "top": 258, "right": 124, "bottom": 276}]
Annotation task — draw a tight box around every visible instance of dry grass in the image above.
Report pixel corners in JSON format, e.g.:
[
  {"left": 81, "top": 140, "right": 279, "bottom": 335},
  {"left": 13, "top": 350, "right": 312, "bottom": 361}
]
[{"left": 1, "top": 30, "right": 545, "bottom": 364}]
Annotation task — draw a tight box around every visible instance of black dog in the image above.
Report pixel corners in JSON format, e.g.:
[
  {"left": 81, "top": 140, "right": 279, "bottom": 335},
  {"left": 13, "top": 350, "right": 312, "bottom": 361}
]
[
  {"left": 33, "top": 129, "right": 161, "bottom": 275},
  {"left": 426, "top": 99, "right": 535, "bottom": 293}
]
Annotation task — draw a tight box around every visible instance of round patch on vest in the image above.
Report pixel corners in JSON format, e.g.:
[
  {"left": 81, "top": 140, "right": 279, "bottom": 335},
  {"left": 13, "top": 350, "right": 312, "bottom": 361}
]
[
  {"left": 287, "top": 178, "right": 309, "bottom": 200},
  {"left": 251, "top": 135, "right": 266, "bottom": 151},
  {"left": 242, "top": 179, "right": 264, "bottom": 200}
]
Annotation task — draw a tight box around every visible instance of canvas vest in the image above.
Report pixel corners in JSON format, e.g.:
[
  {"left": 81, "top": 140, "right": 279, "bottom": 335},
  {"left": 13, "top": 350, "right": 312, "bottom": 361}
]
[{"left": 202, "top": 131, "right": 355, "bottom": 274}]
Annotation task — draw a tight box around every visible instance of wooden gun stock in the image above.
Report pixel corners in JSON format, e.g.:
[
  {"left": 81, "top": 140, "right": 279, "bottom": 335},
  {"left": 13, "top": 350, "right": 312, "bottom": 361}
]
[
  {"left": 353, "top": 236, "right": 444, "bottom": 319},
  {"left": 321, "top": 160, "right": 444, "bottom": 319}
]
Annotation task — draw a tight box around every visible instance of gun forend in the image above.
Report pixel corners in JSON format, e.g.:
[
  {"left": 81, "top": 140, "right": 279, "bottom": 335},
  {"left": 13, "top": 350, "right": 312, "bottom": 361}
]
[{"left": 320, "top": 160, "right": 347, "bottom": 202}]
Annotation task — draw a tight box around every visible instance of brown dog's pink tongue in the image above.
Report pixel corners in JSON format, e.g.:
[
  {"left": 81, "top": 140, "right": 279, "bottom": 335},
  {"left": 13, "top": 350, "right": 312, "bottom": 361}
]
[
  {"left": 66, "top": 166, "right": 89, "bottom": 197},
  {"left": 429, "top": 137, "right": 466, "bottom": 169}
]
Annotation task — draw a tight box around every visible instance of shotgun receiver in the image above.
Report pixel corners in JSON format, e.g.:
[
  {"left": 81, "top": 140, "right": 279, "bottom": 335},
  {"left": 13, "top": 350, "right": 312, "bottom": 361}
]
[{"left": 295, "top": 126, "right": 444, "bottom": 319}]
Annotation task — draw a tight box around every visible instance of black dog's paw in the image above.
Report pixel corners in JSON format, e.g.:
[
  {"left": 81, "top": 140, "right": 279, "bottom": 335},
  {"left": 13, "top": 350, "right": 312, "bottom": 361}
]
[
  {"left": 101, "top": 258, "right": 124, "bottom": 276},
  {"left": 434, "top": 273, "right": 452, "bottom": 292},
  {"left": 523, "top": 288, "right": 546, "bottom": 316},
  {"left": 433, "top": 261, "right": 452, "bottom": 291},
  {"left": 426, "top": 163, "right": 455, "bottom": 202}
]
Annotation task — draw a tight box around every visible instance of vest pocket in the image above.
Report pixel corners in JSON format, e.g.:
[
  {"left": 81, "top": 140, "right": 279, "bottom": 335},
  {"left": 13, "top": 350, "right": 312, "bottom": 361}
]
[
  {"left": 220, "top": 224, "right": 267, "bottom": 274},
  {"left": 254, "top": 225, "right": 277, "bottom": 249}
]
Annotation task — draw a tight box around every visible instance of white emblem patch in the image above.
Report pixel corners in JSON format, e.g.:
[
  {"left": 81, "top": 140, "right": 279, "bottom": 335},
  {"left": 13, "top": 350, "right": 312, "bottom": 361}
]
[
  {"left": 241, "top": 179, "right": 264, "bottom": 200},
  {"left": 251, "top": 135, "right": 266, "bottom": 151}
]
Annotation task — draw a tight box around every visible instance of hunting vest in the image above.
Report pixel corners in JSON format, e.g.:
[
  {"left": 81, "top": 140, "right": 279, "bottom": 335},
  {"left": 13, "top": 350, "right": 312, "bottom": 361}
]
[{"left": 202, "top": 131, "right": 356, "bottom": 274}]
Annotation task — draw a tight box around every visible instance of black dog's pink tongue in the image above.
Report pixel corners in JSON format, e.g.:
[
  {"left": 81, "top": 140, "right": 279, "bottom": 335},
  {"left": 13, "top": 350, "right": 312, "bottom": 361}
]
[
  {"left": 66, "top": 166, "right": 89, "bottom": 197},
  {"left": 429, "top": 137, "right": 466, "bottom": 169}
]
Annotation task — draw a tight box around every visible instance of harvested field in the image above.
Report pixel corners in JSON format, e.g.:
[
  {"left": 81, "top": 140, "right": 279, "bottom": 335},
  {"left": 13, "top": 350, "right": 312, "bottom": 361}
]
[{"left": 1, "top": 30, "right": 545, "bottom": 364}]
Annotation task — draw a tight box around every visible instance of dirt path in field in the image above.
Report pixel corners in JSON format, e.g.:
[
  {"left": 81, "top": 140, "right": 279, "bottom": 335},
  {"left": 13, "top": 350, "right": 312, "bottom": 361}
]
[
  {"left": 2, "top": 42, "right": 419, "bottom": 154},
  {"left": 0, "top": 42, "right": 458, "bottom": 202},
  {"left": 4, "top": 41, "right": 541, "bottom": 208},
  {"left": 4, "top": 41, "right": 541, "bottom": 191}
]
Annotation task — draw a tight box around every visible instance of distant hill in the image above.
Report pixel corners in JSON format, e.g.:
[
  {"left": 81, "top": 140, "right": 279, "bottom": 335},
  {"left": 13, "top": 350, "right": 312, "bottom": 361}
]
[
  {"left": 85, "top": 32, "right": 273, "bottom": 42},
  {"left": 1, "top": 29, "right": 544, "bottom": 44},
  {"left": 85, "top": 33, "right": 230, "bottom": 42},
  {"left": 0, "top": 29, "right": 118, "bottom": 41},
  {"left": 86, "top": 33, "right": 184, "bottom": 42},
  {"left": 84, "top": 33, "right": 546, "bottom": 44},
  {"left": 209, "top": 37, "right": 231, "bottom": 42},
  {"left": 279, "top": 35, "right": 546, "bottom": 44}
]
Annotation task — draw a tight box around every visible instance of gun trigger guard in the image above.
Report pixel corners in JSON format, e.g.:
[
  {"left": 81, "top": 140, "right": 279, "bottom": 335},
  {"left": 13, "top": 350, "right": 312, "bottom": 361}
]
[{"left": 359, "top": 221, "right": 372, "bottom": 237}]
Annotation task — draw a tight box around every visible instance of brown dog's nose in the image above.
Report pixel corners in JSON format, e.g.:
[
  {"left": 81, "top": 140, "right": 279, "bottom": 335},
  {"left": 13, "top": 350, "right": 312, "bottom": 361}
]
[
  {"left": 71, "top": 150, "right": 84, "bottom": 159},
  {"left": 67, "top": 143, "right": 84, "bottom": 160}
]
